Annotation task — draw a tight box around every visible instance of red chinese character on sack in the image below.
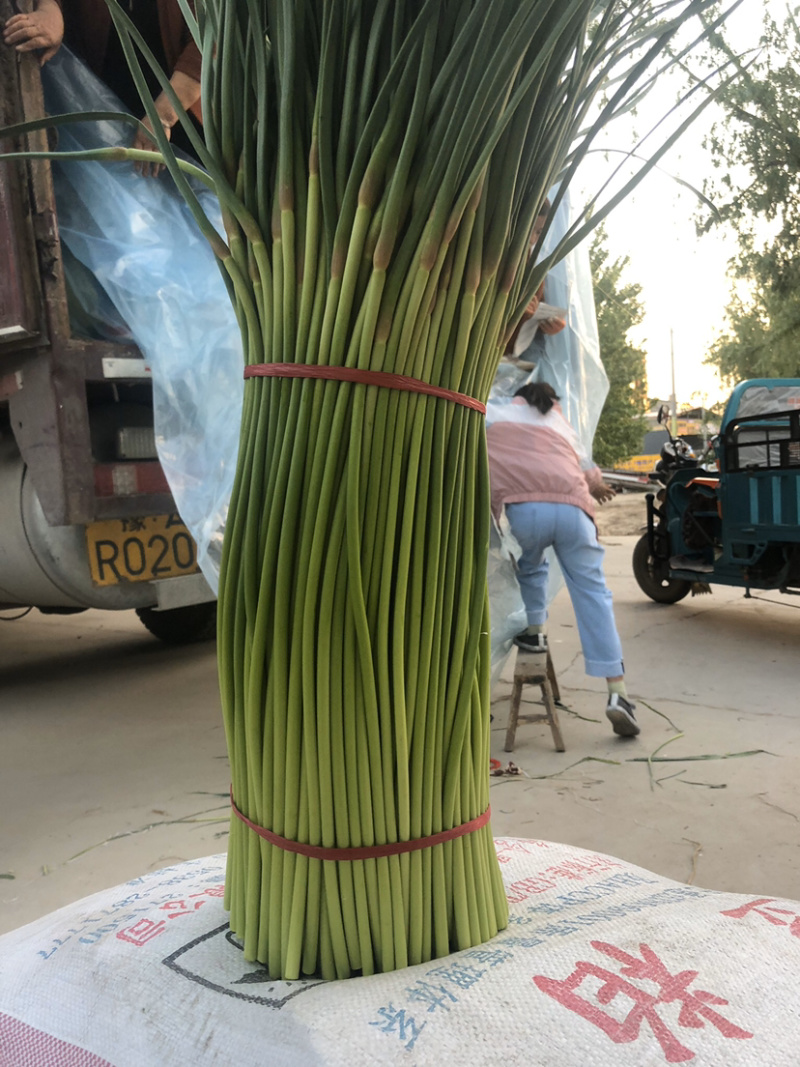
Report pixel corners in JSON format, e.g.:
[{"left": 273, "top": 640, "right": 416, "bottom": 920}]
[
  {"left": 494, "top": 839, "right": 549, "bottom": 863},
  {"left": 160, "top": 898, "right": 207, "bottom": 918},
  {"left": 199, "top": 883, "right": 226, "bottom": 898},
  {"left": 116, "top": 918, "right": 167, "bottom": 946},
  {"left": 533, "top": 941, "right": 753, "bottom": 1064},
  {"left": 505, "top": 874, "right": 557, "bottom": 903},
  {"left": 721, "top": 898, "right": 800, "bottom": 936},
  {"left": 550, "top": 864, "right": 583, "bottom": 882}
]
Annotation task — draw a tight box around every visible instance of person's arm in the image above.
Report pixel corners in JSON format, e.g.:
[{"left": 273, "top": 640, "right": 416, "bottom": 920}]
[
  {"left": 131, "top": 69, "right": 201, "bottom": 177},
  {"left": 171, "top": 32, "right": 201, "bottom": 85},
  {"left": 552, "top": 404, "right": 616, "bottom": 503},
  {"left": 131, "top": 5, "right": 202, "bottom": 177},
  {"left": 503, "top": 291, "right": 541, "bottom": 354},
  {"left": 583, "top": 463, "right": 616, "bottom": 503},
  {"left": 2, "top": 0, "right": 64, "bottom": 65}
]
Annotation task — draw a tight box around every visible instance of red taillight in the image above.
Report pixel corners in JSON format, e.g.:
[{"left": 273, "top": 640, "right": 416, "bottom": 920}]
[{"left": 93, "top": 462, "right": 170, "bottom": 497}]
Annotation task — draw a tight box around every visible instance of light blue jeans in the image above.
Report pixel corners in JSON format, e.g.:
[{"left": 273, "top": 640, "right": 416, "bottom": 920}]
[{"left": 505, "top": 501, "right": 624, "bottom": 678}]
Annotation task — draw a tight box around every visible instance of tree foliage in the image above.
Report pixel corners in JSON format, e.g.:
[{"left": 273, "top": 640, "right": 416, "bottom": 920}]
[
  {"left": 590, "top": 227, "right": 649, "bottom": 467},
  {"left": 704, "top": 259, "right": 800, "bottom": 380},
  {"left": 699, "top": 8, "right": 800, "bottom": 381}
]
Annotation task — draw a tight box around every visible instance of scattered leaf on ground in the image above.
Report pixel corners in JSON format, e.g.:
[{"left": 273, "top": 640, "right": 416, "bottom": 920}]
[
  {"left": 683, "top": 839, "right": 703, "bottom": 886},
  {"left": 628, "top": 749, "right": 774, "bottom": 764},
  {"left": 755, "top": 794, "right": 799, "bottom": 821},
  {"left": 677, "top": 780, "right": 727, "bottom": 789},
  {"left": 514, "top": 756, "right": 621, "bottom": 782},
  {"left": 65, "top": 804, "right": 229, "bottom": 863},
  {"left": 636, "top": 699, "right": 681, "bottom": 734},
  {"left": 645, "top": 733, "right": 685, "bottom": 792}
]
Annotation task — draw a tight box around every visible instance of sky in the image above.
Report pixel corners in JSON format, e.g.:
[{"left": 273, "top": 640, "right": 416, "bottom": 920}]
[{"left": 574, "top": 0, "right": 769, "bottom": 409}]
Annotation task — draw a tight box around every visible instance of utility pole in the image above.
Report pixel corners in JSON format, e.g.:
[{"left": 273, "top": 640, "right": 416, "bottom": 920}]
[{"left": 669, "top": 328, "right": 678, "bottom": 437}]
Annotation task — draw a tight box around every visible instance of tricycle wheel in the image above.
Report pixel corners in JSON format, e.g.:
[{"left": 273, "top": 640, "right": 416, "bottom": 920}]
[{"left": 632, "top": 534, "right": 691, "bottom": 604}]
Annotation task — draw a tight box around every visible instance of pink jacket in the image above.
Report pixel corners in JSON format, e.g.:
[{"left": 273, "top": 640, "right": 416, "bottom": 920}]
[{"left": 486, "top": 397, "right": 603, "bottom": 522}]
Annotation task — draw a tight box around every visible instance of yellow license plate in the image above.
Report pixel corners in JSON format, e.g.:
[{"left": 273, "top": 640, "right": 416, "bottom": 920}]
[{"left": 85, "top": 514, "right": 200, "bottom": 587}]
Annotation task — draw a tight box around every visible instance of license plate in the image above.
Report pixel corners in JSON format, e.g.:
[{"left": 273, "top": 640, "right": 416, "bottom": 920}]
[{"left": 85, "top": 513, "right": 200, "bottom": 587}]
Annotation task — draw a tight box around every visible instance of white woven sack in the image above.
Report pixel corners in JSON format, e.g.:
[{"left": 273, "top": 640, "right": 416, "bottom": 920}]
[{"left": 1, "top": 837, "right": 798, "bottom": 1066}]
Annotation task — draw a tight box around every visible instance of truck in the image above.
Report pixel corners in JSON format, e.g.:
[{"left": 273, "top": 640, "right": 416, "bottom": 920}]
[{"left": 0, "top": 20, "right": 217, "bottom": 643}]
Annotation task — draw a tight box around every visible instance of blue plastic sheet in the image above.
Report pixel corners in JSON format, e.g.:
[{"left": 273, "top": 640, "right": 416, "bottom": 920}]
[
  {"left": 42, "top": 48, "right": 243, "bottom": 588},
  {"left": 486, "top": 190, "right": 607, "bottom": 684}
]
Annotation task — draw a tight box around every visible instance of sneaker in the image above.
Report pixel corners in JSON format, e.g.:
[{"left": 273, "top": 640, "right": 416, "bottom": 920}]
[
  {"left": 514, "top": 631, "right": 548, "bottom": 654},
  {"left": 605, "top": 693, "right": 640, "bottom": 738}
]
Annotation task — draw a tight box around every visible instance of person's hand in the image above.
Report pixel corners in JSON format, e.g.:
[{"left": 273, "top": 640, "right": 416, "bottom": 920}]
[
  {"left": 591, "top": 482, "right": 616, "bottom": 504},
  {"left": 132, "top": 110, "right": 173, "bottom": 178},
  {"left": 2, "top": 0, "right": 64, "bottom": 65},
  {"left": 503, "top": 291, "right": 539, "bottom": 353},
  {"left": 524, "top": 293, "right": 540, "bottom": 318},
  {"left": 131, "top": 72, "right": 200, "bottom": 178},
  {"left": 539, "top": 316, "right": 566, "bottom": 335},
  {"left": 132, "top": 90, "right": 181, "bottom": 177}
]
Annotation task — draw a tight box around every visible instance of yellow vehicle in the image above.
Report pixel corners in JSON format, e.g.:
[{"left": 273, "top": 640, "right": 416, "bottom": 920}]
[{"left": 615, "top": 420, "right": 708, "bottom": 473}]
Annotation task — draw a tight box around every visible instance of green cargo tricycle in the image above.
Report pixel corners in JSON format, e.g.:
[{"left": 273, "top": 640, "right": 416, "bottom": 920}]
[{"left": 633, "top": 379, "right": 800, "bottom": 603}]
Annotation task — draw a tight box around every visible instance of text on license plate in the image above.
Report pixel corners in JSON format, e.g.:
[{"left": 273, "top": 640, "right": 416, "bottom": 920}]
[{"left": 85, "top": 514, "right": 199, "bottom": 587}]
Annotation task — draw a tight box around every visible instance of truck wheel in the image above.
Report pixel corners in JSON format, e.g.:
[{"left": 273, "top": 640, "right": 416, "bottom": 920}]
[
  {"left": 632, "top": 534, "right": 691, "bottom": 604},
  {"left": 135, "top": 602, "right": 217, "bottom": 645}
]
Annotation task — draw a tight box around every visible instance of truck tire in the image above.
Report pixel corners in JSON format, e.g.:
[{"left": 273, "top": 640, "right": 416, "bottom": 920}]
[
  {"left": 135, "top": 602, "right": 217, "bottom": 645},
  {"left": 632, "top": 533, "right": 691, "bottom": 604}
]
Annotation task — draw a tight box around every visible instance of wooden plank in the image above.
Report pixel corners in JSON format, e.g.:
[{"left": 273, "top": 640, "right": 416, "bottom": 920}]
[{"left": 0, "top": 11, "right": 45, "bottom": 352}]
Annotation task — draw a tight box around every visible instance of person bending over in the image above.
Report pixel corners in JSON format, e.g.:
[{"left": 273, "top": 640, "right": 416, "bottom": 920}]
[{"left": 486, "top": 381, "right": 639, "bottom": 738}]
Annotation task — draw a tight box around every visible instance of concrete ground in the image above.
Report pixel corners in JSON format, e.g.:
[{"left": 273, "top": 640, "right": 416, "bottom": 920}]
[
  {"left": 490, "top": 494, "right": 800, "bottom": 902},
  {"left": 1, "top": 492, "right": 798, "bottom": 935}
]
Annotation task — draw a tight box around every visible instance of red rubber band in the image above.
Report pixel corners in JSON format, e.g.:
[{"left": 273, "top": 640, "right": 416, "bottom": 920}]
[
  {"left": 230, "top": 790, "right": 491, "bottom": 861},
  {"left": 244, "top": 363, "right": 486, "bottom": 414}
]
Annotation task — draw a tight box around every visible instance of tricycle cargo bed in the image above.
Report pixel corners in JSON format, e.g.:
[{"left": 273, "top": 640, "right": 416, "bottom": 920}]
[{"left": 719, "top": 383, "right": 800, "bottom": 550}]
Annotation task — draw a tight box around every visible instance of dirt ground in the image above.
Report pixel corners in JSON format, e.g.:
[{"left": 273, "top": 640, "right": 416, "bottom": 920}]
[
  {"left": 1, "top": 505, "right": 799, "bottom": 934},
  {"left": 593, "top": 488, "right": 647, "bottom": 538},
  {"left": 489, "top": 511, "right": 800, "bottom": 904}
]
